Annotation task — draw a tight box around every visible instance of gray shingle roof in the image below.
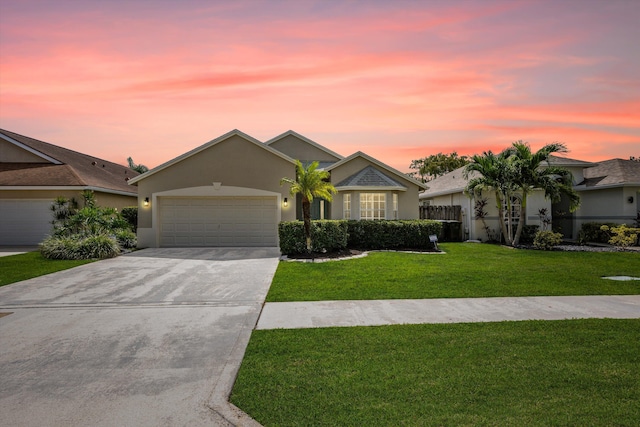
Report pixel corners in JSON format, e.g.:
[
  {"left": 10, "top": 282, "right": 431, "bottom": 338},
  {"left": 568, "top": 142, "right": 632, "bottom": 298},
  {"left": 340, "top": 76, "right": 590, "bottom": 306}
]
[
  {"left": 581, "top": 158, "right": 640, "bottom": 187},
  {"left": 336, "top": 165, "right": 407, "bottom": 189},
  {"left": 0, "top": 128, "right": 138, "bottom": 194}
]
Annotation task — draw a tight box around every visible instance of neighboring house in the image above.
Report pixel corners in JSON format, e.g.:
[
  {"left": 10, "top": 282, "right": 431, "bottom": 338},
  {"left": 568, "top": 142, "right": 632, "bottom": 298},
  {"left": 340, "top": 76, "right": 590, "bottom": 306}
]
[
  {"left": 128, "top": 129, "right": 426, "bottom": 248},
  {"left": 0, "top": 129, "right": 139, "bottom": 245},
  {"left": 419, "top": 155, "right": 640, "bottom": 241}
]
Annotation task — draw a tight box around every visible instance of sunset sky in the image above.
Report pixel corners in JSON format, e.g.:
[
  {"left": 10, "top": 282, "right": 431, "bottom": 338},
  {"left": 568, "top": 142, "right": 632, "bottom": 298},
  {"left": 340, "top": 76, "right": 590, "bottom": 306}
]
[{"left": 1, "top": 0, "right": 639, "bottom": 173}]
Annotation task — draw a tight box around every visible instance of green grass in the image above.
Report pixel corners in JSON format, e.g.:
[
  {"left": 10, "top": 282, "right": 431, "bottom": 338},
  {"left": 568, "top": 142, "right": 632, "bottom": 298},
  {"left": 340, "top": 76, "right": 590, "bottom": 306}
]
[
  {"left": 0, "top": 251, "right": 93, "bottom": 287},
  {"left": 267, "top": 243, "right": 640, "bottom": 301},
  {"left": 231, "top": 319, "right": 640, "bottom": 426}
]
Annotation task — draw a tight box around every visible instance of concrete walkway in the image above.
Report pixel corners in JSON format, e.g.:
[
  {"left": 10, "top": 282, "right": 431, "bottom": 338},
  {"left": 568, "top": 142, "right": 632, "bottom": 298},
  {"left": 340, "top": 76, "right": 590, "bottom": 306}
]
[
  {"left": 257, "top": 295, "right": 640, "bottom": 329},
  {"left": 0, "top": 247, "right": 279, "bottom": 427}
]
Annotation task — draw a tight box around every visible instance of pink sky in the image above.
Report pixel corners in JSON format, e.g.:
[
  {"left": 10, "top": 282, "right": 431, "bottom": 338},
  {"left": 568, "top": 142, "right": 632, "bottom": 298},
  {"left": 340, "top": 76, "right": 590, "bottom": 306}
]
[{"left": 1, "top": 0, "right": 639, "bottom": 173}]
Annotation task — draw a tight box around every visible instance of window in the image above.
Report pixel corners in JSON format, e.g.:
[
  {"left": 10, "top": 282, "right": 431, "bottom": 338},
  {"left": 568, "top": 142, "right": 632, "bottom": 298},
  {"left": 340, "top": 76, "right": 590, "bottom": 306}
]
[
  {"left": 503, "top": 195, "right": 521, "bottom": 226},
  {"left": 360, "top": 193, "right": 386, "bottom": 220},
  {"left": 393, "top": 193, "right": 398, "bottom": 219},
  {"left": 343, "top": 194, "right": 351, "bottom": 219}
]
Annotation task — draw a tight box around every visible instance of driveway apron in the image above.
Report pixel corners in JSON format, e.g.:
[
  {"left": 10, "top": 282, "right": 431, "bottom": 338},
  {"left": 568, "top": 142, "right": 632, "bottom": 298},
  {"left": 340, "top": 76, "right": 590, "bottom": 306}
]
[{"left": 0, "top": 248, "right": 279, "bottom": 427}]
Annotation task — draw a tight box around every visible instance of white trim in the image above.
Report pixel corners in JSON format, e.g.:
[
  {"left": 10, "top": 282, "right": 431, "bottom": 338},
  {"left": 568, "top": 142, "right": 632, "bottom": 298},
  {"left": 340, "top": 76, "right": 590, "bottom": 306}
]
[
  {"left": 0, "top": 133, "right": 62, "bottom": 164},
  {"left": 360, "top": 192, "right": 387, "bottom": 220},
  {"left": 327, "top": 151, "right": 427, "bottom": 190},
  {"left": 265, "top": 130, "right": 344, "bottom": 160},
  {"left": 0, "top": 186, "right": 137, "bottom": 197},
  {"left": 574, "top": 183, "right": 640, "bottom": 192},
  {"left": 336, "top": 185, "right": 407, "bottom": 192},
  {"left": 128, "top": 129, "right": 296, "bottom": 185}
]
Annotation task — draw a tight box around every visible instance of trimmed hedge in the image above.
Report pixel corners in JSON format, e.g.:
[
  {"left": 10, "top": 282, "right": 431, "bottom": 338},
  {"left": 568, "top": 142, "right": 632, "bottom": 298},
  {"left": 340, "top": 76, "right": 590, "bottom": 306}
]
[
  {"left": 278, "top": 219, "right": 442, "bottom": 255},
  {"left": 279, "top": 220, "right": 348, "bottom": 255},
  {"left": 121, "top": 206, "right": 138, "bottom": 231}
]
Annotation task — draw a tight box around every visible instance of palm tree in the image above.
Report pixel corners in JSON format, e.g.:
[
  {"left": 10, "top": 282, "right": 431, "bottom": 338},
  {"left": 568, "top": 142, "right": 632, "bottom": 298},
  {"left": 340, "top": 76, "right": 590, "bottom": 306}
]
[
  {"left": 464, "top": 150, "right": 517, "bottom": 245},
  {"left": 505, "top": 141, "right": 580, "bottom": 246},
  {"left": 280, "top": 160, "right": 337, "bottom": 253},
  {"left": 127, "top": 157, "right": 149, "bottom": 174}
]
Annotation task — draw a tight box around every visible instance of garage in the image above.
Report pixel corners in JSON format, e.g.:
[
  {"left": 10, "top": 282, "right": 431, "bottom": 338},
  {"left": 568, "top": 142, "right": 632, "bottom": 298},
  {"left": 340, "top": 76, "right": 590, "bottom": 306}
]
[
  {"left": 0, "top": 199, "right": 53, "bottom": 245},
  {"left": 158, "top": 196, "right": 278, "bottom": 247}
]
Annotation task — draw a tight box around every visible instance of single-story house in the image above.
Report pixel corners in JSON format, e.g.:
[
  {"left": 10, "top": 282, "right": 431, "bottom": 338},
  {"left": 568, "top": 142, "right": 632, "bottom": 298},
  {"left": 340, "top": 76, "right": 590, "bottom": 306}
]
[
  {"left": 0, "top": 129, "right": 139, "bottom": 245},
  {"left": 419, "top": 155, "right": 640, "bottom": 241},
  {"left": 128, "top": 129, "right": 426, "bottom": 248}
]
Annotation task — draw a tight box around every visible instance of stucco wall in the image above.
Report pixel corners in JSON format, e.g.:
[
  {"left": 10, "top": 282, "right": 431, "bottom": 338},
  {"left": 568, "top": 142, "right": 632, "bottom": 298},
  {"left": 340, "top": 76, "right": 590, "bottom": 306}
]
[
  {"left": 268, "top": 134, "right": 341, "bottom": 162},
  {"left": 574, "top": 187, "right": 639, "bottom": 234},
  {"left": 0, "top": 189, "right": 136, "bottom": 209},
  {"left": 135, "top": 134, "right": 297, "bottom": 229}
]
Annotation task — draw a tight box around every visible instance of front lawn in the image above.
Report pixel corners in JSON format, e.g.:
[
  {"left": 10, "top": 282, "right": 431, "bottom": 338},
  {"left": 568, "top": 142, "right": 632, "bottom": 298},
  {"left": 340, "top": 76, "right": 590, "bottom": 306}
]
[
  {"left": 267, "top": 243, "right": 640, "bottom": 301},
  {"left": 231, "top": 319, "right": 640, "bottom": 426},
  {"left": 0, "top": 251, "right": 93, "bottom": 287}
]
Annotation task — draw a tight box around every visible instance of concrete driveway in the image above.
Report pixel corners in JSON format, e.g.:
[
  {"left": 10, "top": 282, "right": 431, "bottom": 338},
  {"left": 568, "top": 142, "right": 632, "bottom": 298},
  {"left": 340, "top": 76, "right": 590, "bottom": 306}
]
[{"left": 0, "top": 247, "right": 279, "bottom": 427}]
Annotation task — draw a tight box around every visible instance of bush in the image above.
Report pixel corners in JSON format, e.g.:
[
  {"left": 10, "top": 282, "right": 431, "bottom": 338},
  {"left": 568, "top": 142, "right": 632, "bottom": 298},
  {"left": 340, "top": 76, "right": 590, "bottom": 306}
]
[
  {"left": 519, "top": 225, "right": 539, "bottom": 245},
  {"left": 578, "top": 222, "right": 618, "bottom": 244},
  {"left": 40, "top": 234, "right": 120, "bottom": 260},
  {"left": 346, "top": 220, "right": 441, "bottom": 250},
  {"left": 533, "top": 230, "right": 563, "bottom": 250},
  {"left": 600, "top": 224, "right": 639, "bottom": 247},
  {"left": 279, "top": 221, "right": 348, "bottom": 255},
  {"left": 114, "top": 229, "right": 137, "bottom": 249},
  {"left": 121, "top": 206, "right": 138, "bottom": 231}
]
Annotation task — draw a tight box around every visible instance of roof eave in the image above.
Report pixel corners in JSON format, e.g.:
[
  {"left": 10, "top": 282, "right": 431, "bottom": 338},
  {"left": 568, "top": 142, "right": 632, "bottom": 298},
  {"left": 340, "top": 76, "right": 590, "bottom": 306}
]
[{"left": 336, "top": 185, "right": 407, "bottom": 192}]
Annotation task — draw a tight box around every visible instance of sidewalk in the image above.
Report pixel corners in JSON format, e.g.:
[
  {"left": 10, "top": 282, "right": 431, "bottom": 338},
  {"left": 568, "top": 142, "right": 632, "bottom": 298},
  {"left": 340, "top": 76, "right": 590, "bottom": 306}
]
[{"left": 257, "top": 295, "right": 640, "bottom": 330}]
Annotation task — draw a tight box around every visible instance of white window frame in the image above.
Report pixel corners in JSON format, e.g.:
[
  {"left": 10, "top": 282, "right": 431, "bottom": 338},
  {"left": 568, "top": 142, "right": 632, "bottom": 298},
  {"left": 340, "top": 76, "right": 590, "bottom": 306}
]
[
  {"left": 393, "top": 193, "right": 398, "bottom": 219},
  {"left": 503, "top": 195, "right": 521, "bottom": 226},
  {"left": 343, "top": 194, "right": 351, "bottom": 219},
  {"left": 360, "top": 193, "right": 386, "bottom": 220}
]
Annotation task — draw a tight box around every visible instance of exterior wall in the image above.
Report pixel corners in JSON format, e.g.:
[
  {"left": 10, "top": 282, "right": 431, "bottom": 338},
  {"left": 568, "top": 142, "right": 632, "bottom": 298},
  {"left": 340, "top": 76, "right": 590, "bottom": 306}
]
[
  {"left": 574, "top": 187, "right": 640, "bottom": 236},
  {"left": 268, "top": 135, "right": 341, "bottom": 162},
  {"left": 0, "top": 189, "right": 136, "bottom": 209},
  {"left": 0, "top": 139, "right": 50, "bottom": 163},
  {"left": 329, "top": 157, "right": 422, "bottom": 220}
]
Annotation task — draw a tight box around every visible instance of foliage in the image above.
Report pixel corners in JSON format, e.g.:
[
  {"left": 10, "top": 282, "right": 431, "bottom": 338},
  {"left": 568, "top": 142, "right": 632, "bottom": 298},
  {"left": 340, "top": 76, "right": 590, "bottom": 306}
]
[
  {"left": 538, "top": 208, "right": 551, "bottom": 231},
  {"left": 40, "top": 234, "right": 120, "bottom": 260},
  {"left": 409, "top": 152, "right": 470, "bottom": 182},
  {"left": 600, "top": 224, "right": 639, "bottom": 247},
  {"left": 519, "top": 225, "right": 540, "bottom": 245},
  {"left": 280, "top": 160, "right": 337, "bottom": 253},
  {"left": 578, "top": 222, "right": 618, "bottom": 244},
  {"left": 465, "top": 141, "right": 580, "bottom": 247},
  {"left": 127, "top": 157, "right": 148, "bottom": 173},
  {"left": 473, "top": 197, "right": 498, "bottom": 242},
  {"left": 533, "top": 230, "right": 563, "bottom": 250},
  {"left": 267, "top": 243, "right": 640, "bottom": 302},
  {"left": 232, "top": 319, "right": 640, "bottom": 426},
  {"left": 41, "top": 190, "right": 135, "bottom": 260},
  {"left": 279, "top": 221, "right": 348, "bottom": 255},
  {"left": 345, "top": 220, "right": 441, "bottom": 250},
  {"left": 0, "top": 252, "right": 92, "bottom": 287},
  {"left": 120, "top": 206, "right": 138, "bottom": 230}
]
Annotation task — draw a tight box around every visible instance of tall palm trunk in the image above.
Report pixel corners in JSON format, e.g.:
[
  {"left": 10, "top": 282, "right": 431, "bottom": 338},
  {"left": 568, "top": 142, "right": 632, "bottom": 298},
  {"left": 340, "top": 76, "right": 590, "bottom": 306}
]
[
  {"left": 496, "top": 192, "right": 512, "bottom": 246},
  {"left": 302, "top": 197, "right": 312, "bottom": 252},
  {"left": 513, "top": 195, "right": 527, "bottom": 246}
]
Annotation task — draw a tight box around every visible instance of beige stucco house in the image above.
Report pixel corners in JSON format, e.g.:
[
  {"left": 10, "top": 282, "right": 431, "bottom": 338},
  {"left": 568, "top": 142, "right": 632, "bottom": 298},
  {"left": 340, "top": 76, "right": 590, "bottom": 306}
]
[
  {"left": 128, "top": 129, "right": 426, "bottom": 248},
  {"left": 419, "top": 156, "right": 640, "bottom": 241},
  {"left": 0, "top": 128, "right": 139, "bottom": 245}
]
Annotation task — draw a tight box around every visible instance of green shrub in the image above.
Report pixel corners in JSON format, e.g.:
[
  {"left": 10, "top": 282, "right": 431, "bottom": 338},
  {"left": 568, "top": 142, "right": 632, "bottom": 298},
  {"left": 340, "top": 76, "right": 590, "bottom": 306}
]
[
  {"left": 578, "top": 222, "right": 618, "bottom": 244},
  {"left": 533, "top": 230, "right": 563, "bottom": 250},
  {"left": 346, "top": 220, "right": 442, "bottom": 250},
  {"left": 40, "top": 234, "right": 120, "bottom": 260},
  {"left": 121, "top": 206, "right": 138, "bottom": 231},
  {"left": 519, "top": 225, "right": 539, "bottom": 245},
  {"left": 279, "top": 221, "right": 348, "bottom": 255},
  {"left": 600, "top": 224, "right": 639, "bottom": 247},
  {"left": 114, "top": 229, "right": 137, "bottom": 249}
]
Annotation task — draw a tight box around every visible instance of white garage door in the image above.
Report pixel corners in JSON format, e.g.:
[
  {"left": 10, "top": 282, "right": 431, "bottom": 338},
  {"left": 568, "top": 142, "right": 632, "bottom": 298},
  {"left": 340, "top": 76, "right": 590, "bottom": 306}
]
[
  {"left": 159, "top": 197, "right": 278, "bottom": 247},
  {"left": 0, "top": 200, "right": 53, "bottom": 245}
]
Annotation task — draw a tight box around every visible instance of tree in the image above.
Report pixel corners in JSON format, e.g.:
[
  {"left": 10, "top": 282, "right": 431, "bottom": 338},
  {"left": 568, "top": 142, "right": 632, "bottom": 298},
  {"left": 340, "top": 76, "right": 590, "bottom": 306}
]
[
  {"left": 410, "top": 152, "right": 470, "bottom": 182},
  {"left": 505, "top": 141, "right": 580, "bottom": 246},
  {"left": 464, "top": 150, "right": 516, "bottom": 245},
  {"left": 127, "top": 157, "right": 149, "bottom": 174},
  {"left": 280, "top": 160, "right": 337, "bottom": 253}
]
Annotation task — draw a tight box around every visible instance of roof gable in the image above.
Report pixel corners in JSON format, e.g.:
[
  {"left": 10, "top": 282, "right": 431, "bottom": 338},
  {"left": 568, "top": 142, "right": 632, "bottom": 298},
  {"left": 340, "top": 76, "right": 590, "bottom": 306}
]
[
  {"left": 0, "top": 128, "right": 137, "bottom": 194},
  {"left": 128, "top": 129, "right": 295, "bottom": 185},
  {"left": 265, "top": 130, "right": 343, "bottom": 163},
  {"left": 336, "top": 165, "right": 406, "bottom": 190},
  {"left": 581, "top": 158, "right": 640, "bottom": 187},
  {"left": 327, "top": 151, "right": 427, "bottom": 190}
]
